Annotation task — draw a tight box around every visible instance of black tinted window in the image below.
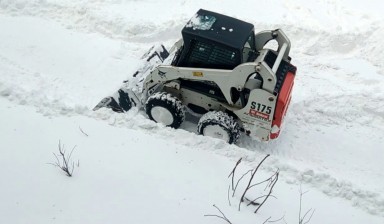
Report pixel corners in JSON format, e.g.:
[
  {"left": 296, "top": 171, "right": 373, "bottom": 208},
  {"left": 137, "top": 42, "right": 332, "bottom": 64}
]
[{"left": 185, "top": 40, "right": 239, "bottom": 69}]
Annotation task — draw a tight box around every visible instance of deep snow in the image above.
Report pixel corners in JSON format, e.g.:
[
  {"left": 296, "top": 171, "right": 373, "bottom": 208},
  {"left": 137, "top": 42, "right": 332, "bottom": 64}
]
[{"left": 1, "top": 0, "right": 384, "bottom": 223}]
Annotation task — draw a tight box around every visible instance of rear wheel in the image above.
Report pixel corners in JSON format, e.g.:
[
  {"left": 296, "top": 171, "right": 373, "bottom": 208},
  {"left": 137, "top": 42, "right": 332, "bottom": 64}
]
[
  {"left": 198, "top": 111, "right": 240, "bottom": 144},
  {"left": 145, "top": 92, "right": 185, "bottom": 128}
]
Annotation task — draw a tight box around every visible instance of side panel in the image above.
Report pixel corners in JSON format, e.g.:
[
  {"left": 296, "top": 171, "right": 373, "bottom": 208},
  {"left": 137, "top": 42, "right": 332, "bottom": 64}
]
[
  {"left": 145, "top": 64, "right": 257, "bottom": 106},
  {"left": 180, "top": 88, "right": 224, "bottom": 113},
  {"left": 233, "top": 89, "right": 276, "bottom": 141}
]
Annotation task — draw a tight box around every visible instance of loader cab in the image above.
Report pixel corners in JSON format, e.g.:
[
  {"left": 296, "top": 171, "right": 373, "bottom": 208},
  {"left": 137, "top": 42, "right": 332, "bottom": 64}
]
[{"left": 175, "top": 9, "right": 257, "bottom": 70}]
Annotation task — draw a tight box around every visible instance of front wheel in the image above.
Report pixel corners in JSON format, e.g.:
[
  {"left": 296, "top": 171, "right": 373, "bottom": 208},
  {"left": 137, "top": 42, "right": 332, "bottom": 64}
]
[
  {"left": 197, "top": 111, "right": 240, "bottom": 144},
  {"left": 145, "top": 92, "right": 185, "bottom": 129}
]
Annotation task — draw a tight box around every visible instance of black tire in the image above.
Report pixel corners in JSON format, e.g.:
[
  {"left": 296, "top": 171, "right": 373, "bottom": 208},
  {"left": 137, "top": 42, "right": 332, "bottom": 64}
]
[
  {"left": 145, "top": 92, "right": 185, "bottom": 129},
  {"left": 197, "top": 111, "right": 240, "bottom": 144}
]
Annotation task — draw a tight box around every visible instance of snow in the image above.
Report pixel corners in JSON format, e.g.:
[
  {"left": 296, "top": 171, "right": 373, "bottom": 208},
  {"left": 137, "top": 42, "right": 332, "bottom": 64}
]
[
  {"left": 1, "top": 0, "right": 384, "bottom": 223},
  {"left": 186, "top": 13, "right": 217, "bottom": 31},
  {"left": 2, "top": 99, "right": 383, "bottom": 224}
]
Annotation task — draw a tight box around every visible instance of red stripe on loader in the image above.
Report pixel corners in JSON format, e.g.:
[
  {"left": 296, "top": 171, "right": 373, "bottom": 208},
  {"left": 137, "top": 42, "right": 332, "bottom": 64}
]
[{"left": 270, "top": 71, "right": 295, "bottom": 139}]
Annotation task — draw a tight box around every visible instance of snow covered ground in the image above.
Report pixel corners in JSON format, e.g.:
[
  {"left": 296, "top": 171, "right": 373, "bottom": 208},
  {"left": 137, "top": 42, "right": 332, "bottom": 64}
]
[{"left": 1, "top": 0, "right": 383, "bottom": 223}]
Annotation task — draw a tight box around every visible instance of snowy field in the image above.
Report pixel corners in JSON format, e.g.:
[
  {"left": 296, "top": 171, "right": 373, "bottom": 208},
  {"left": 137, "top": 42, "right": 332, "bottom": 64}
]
[{"left": 1, "top": 0, "right": 384, "bottom": 223}]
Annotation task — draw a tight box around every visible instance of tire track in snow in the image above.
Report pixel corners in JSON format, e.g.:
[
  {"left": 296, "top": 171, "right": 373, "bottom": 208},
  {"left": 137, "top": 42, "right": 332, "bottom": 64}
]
[
  {"left": 2, "top": 0, "right": 384, "bottom": 74},
  {"left": 0, "top": 0, "right": 185, "bottom": 44},
  {"left": 0, "top": 68, "right": 383, "bottom": 217}
]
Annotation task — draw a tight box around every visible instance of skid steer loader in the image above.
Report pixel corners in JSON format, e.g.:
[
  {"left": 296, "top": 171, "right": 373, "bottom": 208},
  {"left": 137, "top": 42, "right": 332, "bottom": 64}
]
[{"left": 94, "top": 9, "right": 297, "bottom": 144}]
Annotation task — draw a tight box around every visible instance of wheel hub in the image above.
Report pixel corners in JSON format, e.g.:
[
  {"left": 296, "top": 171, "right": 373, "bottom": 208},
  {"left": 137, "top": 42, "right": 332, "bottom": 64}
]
[
  {"left": 203, "top": 125, "right": 230, "bottom": 142},
  {"left": 151, "top": 106, "right": 174, "bottom": 126}
]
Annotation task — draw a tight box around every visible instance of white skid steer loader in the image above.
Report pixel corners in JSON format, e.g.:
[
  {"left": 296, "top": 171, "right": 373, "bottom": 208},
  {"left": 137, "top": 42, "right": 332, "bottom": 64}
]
[{"left": 94, "top": 9, "right": 297, "bottom": 144}]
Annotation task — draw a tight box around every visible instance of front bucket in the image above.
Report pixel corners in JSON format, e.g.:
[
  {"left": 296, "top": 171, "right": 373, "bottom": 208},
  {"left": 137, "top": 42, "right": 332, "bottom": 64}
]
[
  {"left": 93, "top": 89, "right": 132, "bottom": 112},
  {"left": 93, "top": 44, "right": 169, "bottom": 113}
]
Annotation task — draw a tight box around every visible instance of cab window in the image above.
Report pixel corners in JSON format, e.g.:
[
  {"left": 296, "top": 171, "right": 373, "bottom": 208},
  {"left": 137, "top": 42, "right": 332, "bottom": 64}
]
[{"left": 183, "top": 40, "right": 240, "bottom": 70}]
